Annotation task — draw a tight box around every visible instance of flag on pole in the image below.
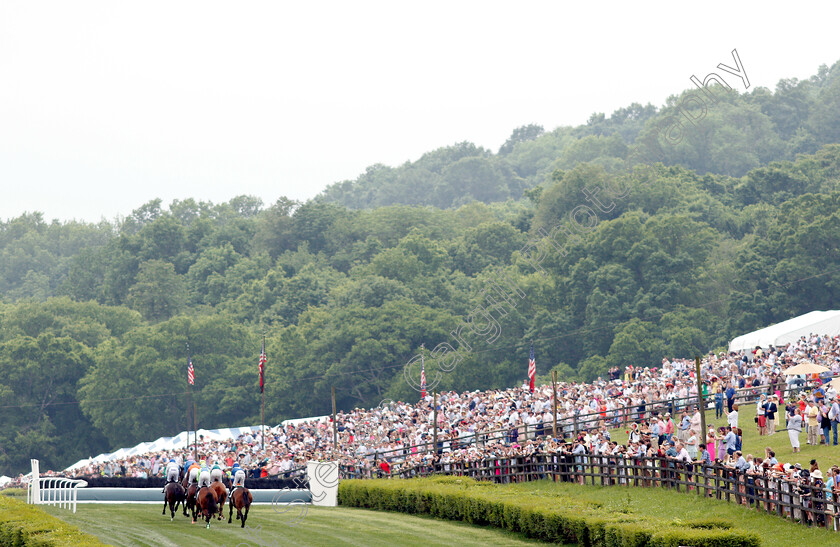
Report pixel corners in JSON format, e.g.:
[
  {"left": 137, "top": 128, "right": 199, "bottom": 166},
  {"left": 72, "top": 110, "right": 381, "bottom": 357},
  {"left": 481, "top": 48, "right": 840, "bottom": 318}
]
[
  {"left": 528, "top": 343, "right": 536, "bottom": 394},
  {"left": 187, "top": 358, "right": 195, "bottom": 385},
  {"left": 259, "top": 339, "right": 266, "bottom": 393},
  {"left": 420, "top": 356, "right": 427, "bottom": 398}
]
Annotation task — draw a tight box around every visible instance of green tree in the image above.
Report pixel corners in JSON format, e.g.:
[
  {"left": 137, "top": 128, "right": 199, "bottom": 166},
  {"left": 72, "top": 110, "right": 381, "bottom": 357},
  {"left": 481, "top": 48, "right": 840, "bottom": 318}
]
[{"left": 127, "top": 260, "right": 186, "bottom": 321}]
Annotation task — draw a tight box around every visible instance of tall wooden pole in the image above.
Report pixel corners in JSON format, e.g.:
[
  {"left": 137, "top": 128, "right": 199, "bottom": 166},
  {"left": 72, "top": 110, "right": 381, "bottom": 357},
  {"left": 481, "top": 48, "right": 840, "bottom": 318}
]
[
  {"left": 695, "top": 355, "right": 706, "bottom": 447},
  {"left": 552, "top": 370, "right": 558, "bottom": 438},
  {"left": 432, "top": 391, "right": 438, "bottom": 456},
  {"left": 331, "top": 386, "right": 338, "bottom": 455}
]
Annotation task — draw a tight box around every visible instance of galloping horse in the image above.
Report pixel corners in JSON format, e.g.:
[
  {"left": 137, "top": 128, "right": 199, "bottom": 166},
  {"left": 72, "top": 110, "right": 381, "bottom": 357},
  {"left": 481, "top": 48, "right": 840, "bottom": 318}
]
[
  {"left": 210, "top": 480, "right": 227, "bottom": 520},
  {"left": 185, "top": 482, "right": 198, "bottom": 520},
  {"left": 228, "top": 486, "right": 253, "bottom": 528},
  {"left": 196, "top": 486, "right": 217, "bottom": 529},
  {"left": 162, "top": 482, "right": 185, "bottom": 521}
]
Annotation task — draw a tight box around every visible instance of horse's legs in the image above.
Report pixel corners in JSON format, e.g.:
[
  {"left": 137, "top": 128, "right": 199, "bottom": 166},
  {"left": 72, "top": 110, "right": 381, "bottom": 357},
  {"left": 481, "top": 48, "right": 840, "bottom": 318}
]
[
  {"left": 228, "top": 498, "right": 233, "bottom": 524},
  {"left": 162, "top": 498, "right": 167, "bottom": 515},
  {"left": 241, "top": 505, "right": 249, "bottom": 528}
]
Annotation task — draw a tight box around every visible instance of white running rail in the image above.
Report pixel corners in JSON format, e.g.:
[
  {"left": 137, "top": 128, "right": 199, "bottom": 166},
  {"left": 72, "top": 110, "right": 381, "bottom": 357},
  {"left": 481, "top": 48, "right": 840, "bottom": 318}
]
[{"left": 26, "top": 459, "right": 87, "bottom": 513}]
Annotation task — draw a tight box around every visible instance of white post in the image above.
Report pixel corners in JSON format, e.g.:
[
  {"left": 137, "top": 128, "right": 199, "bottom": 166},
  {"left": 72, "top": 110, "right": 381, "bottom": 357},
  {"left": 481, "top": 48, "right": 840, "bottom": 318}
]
[
  {"left": 30, "top": 459, "right": 40, "bottom": 505},
  {"left": 306, "top": 461, "right": 339, "bottom": 507}
]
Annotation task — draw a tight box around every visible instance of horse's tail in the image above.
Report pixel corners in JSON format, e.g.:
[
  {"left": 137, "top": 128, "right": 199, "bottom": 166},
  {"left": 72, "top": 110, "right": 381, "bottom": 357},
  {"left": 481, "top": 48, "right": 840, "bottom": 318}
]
[{"left": 206, "top": 489, "right": 218, "bottom": 515}]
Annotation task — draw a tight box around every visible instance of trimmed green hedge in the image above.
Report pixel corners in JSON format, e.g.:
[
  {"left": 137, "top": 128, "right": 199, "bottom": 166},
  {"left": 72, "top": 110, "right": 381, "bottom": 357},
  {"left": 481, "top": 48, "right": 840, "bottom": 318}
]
[
  {"left": 338, "top": 477, "right": 760, "bottom": 547},
  {"left": 0, "top": 496, "right": 105, "bottom": 546}
]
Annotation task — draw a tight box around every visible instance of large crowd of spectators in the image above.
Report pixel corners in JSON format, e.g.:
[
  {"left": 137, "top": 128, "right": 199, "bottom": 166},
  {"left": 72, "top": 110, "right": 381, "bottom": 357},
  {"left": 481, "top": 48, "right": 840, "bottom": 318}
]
[{"left": 8, "top": 334, "right": 840, "bottom": 492}]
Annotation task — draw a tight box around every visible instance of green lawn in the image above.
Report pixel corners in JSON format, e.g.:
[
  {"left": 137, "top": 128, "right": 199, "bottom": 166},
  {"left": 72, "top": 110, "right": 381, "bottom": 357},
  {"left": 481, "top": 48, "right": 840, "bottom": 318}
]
[
  {"left": 512, "top": 480, "right": 834, "bottom": 547},
  {"left": 44, "top": 504, "right": 551, "bottom": 547}
]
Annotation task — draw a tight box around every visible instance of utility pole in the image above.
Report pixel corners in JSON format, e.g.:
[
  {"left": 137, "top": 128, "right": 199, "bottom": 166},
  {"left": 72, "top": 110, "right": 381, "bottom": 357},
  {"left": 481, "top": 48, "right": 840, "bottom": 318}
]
[
  {"left": 695, "top": 355, "right": 707, "bottom": 449},
  {"left": 552, "top": 370, "right": 559, "bottom": 438},
  {"left": 332, "top": 386, "right": 338, "bottom": 456}
]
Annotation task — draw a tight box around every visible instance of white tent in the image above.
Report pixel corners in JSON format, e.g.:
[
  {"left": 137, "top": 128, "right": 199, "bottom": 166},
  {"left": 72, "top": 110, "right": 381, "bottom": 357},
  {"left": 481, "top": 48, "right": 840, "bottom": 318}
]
[
  {"left": 69, "top": 424, "right": 274, "bottom": 470},
  {"left": 65, "top": 458, "right": 92, "bottom": 471},
  {"left": 729, "top": 310, "right": 840, "bottom": 352}
]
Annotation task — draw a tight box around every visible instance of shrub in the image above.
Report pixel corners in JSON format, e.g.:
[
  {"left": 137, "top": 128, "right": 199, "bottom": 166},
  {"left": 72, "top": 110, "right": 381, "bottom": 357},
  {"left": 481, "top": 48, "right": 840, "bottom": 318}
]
[
  {"left": 0, "top": 496, "right": 105, "bottom": 546},
  {"left": 338, "top": 478, "right": 760, "bottom": 547}
]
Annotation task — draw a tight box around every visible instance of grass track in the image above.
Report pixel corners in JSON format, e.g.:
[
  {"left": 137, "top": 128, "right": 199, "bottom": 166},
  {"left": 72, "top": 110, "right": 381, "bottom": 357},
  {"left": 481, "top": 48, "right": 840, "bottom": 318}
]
[{"left": 44, "top": 504, "right": 550, "bottom": 547}]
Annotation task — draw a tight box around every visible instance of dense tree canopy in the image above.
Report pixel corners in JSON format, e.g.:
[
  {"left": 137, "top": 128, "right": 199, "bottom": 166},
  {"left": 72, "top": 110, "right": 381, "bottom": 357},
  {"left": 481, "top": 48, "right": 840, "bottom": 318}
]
[{"left": 3, "top": 61, "right": 840, "bottom": 475}]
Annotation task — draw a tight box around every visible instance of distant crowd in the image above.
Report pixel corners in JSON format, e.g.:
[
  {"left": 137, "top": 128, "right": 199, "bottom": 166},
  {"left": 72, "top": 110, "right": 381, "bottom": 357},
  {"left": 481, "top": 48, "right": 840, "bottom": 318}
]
[{"left": 8, "top": 334, "right": 840, "bottom": 492}]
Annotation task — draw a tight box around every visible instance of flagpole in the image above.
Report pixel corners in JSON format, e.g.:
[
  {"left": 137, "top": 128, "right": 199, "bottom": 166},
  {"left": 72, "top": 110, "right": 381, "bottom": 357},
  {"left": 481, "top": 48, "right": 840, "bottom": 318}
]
[
  {"left": 186, "top": 341, "right": 194, "bottom": 461},
  {"left": 261, "top": 334, "right": 266, "bottom": 452},
  {"left": 552, "top": 370, "right": 558, "bottom": 438},
  {"left": 193, "top": 402, "right": 198, "bottom": 459}
]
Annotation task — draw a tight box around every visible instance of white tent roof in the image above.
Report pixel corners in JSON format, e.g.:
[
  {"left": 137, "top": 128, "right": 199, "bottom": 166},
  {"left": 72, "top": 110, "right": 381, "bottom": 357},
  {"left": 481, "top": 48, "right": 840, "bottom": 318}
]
[
  {"left": 69, "top": 424, "right": 271, "bottom": 469},
  {"left": 729, "top": 310, "right": 840, "bottom": 352}
]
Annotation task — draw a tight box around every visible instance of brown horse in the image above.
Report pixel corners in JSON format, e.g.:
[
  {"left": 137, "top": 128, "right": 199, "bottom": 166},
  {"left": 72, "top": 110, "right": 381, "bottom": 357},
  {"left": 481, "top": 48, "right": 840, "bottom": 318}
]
[
  {"left": 162, "top": 482, "right": 185, "bottom": 521},
  {"left": 227, "top": 487, "right": 252, "bottom": 528},
  {"left": 196, "top": 486, "right": 217, "bottom": 529},
  {"left": 210, "top": 480, "right": 227, "bottom": 520},
  {"left": 184, "top": 483, "right": 198, "bottom": 519}
]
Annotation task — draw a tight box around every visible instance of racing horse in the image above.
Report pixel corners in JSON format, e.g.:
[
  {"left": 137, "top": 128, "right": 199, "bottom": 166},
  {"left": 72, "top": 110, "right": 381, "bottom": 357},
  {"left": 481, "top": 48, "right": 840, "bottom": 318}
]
[
  {"left": 184, "top": 482, "right": 199, "bottom": 520},
  {"left": 228, "top": 486, "right": 253, "bottom": 528},
  {"left": 162, "top": 482, "right": 185, "bottom": 521},
  {"left": 196, "top": 486, "right": 218, "bottom": 529},
  {"left": 210, "top": 479, "right": 227, "bottom": 520}
]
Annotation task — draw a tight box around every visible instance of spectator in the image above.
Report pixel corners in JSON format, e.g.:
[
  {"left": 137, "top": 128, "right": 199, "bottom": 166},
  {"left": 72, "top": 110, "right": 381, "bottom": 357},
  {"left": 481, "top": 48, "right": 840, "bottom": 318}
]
[{"left": 787, "top": 409, "right": 802, "bottom": 453}]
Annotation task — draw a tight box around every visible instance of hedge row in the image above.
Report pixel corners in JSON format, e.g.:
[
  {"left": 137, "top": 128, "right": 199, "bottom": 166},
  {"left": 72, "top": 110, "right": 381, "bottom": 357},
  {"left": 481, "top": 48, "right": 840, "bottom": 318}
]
[
  {"left": 0, "top": 496, "right": 106, "bottom": 546},
  {"left": 338, "top": 477, "right": 760, "bottom": 547}
]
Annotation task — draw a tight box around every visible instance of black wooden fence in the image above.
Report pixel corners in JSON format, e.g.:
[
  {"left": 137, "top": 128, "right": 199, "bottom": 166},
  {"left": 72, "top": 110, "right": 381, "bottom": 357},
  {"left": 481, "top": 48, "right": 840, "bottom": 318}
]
[{"left": 341, "top": 454, "right": 840, "bottom": 532}]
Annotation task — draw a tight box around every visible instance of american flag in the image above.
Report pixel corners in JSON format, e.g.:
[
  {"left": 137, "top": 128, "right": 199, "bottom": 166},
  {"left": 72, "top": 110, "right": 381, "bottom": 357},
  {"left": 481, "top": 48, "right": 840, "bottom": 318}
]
[
  {"left": 420, "top": 356, "right": 427, "bottom": 398},
  {"left": 528, "top": 344, "right": 535, "bottom": 394},
  {"left": 259, "top": 339, "right": 266, "bottom": 393},
  {"left": 187, "top": 358, "right": 194, "bottom": 385}
]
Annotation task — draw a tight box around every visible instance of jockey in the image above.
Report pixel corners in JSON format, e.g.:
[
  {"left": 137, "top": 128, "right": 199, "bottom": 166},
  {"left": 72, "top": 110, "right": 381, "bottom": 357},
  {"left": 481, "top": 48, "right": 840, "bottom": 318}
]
[
  {"left": 197, "top": 462, "right": 212, "bottom": 489},
  {"left": 187, "top": 460, "right": 201, "bottom": 485},
  {"left": 161, "top": 458, "right": 180, "bottom": 493},
  {"left": 228, "top": 463, "right": 246, "bottom": 501},
  {"left": 210, "top": 462, "right": 223, "bottom": 483},
  {"left": 183, "top": 458, "right": 194, "bottom": 476}
]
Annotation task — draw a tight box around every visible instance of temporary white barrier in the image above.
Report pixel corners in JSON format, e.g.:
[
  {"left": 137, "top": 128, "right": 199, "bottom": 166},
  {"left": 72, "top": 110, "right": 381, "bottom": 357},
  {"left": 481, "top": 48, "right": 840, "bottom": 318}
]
[
  {"left": 26, "top": 459, "right": 87, "bottom": 513},
  {"left": 306, "top": 461, "right": 338, "bottom": 507}
]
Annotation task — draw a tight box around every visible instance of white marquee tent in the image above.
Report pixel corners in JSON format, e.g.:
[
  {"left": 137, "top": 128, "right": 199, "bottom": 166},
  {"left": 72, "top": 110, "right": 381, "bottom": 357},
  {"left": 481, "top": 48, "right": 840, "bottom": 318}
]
[
  {"left": 65, "top": 424, "right": 270, "bottom": 471},
  {"left": 728, "top": 310, "right": 840, "bottom": 352}
]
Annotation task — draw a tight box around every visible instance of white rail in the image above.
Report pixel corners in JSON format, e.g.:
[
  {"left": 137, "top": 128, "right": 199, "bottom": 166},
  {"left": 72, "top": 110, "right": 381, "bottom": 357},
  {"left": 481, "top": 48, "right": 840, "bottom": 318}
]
[{"left": 26, "top": 459, "right": 87, "bottom": 513}]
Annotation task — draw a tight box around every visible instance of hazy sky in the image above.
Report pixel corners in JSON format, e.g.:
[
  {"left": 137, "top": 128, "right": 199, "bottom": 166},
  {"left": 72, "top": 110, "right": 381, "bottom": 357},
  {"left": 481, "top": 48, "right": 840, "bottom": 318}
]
[{"left": 2, "top": 1, "right": 839, "bottom": 222}]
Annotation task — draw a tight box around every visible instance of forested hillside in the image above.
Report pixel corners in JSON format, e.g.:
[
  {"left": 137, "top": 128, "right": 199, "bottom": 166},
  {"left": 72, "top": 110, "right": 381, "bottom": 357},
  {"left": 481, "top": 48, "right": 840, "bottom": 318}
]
[
  {"left": 318, "top": 60, "right": 840, "bottom": 209},
  {"left": 2, "top": 62, "right": 840, "bottom": 475}
]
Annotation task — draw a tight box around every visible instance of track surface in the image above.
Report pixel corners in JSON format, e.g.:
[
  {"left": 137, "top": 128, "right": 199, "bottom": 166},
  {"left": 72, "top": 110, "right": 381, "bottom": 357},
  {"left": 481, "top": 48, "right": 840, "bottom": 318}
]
[{"left": 44, "top": 503, "right": 550, "bottom": 546}]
